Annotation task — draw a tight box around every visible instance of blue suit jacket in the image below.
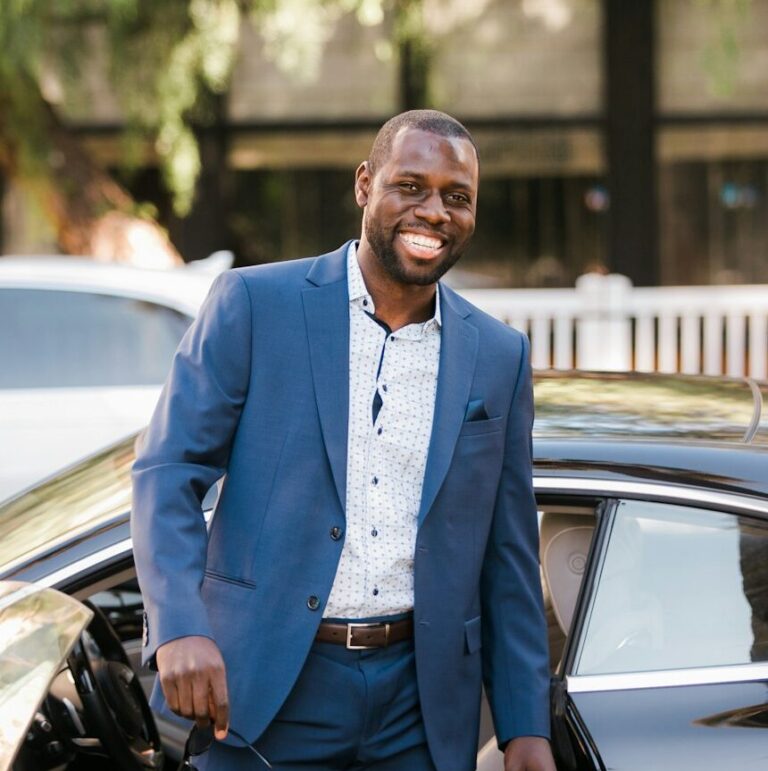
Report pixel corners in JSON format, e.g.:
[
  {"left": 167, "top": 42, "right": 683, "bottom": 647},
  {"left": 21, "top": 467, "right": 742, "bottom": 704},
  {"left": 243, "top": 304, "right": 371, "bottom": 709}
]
[{"left": 131, "top": 242, "right": 550, "bottom": 771}]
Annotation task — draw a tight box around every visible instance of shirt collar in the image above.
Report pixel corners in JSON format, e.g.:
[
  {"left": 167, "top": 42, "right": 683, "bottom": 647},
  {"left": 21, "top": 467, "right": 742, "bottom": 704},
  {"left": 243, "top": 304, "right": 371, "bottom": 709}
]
[{"left": 346, "top": 241, "right": 442, "bottom": 330}]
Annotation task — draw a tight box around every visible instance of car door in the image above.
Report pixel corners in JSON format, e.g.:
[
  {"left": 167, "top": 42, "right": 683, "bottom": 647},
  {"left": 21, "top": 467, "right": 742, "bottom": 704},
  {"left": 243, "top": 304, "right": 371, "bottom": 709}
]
[
  {"left": 0, "top": 288, "right": 192, "bottom": 500},
  {"left": 477, "top": 498, "right": 601, "bottom": 770},
  {"left": 557, "top": 496, "right": 768, "bottom": 771}
]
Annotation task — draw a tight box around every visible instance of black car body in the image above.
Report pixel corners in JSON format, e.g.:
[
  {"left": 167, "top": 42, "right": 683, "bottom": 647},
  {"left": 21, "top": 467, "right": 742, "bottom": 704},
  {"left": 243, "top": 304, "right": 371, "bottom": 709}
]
[{"left": 2, "top": 371, "right": 767, "bottom": 770}]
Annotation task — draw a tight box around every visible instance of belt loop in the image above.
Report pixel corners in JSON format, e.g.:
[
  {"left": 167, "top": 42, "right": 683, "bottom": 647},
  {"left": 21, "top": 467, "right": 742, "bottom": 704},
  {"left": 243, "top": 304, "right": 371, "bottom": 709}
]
[{"left": 384, "top": 623, "right": 390, "bottom": 646}]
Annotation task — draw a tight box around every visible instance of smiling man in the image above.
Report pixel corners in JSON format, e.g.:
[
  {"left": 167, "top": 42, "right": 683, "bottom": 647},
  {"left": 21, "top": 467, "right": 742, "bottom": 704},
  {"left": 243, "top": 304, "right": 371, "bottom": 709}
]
[{"left": 132, "top": 110, "right": 555, "bottom": 771}]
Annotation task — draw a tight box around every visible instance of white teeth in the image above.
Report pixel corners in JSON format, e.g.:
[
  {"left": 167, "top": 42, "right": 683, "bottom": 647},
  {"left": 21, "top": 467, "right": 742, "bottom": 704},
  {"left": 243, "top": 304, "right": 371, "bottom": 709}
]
[{"left": 401, "top": 233, "right": 442, "bottom": 250}]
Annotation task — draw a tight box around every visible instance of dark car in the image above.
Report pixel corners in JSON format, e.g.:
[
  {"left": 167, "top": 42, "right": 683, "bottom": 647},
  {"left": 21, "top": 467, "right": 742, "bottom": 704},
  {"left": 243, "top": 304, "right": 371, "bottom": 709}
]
[{"left": 2, "top": 372, "right": 767, "bottom": 770}]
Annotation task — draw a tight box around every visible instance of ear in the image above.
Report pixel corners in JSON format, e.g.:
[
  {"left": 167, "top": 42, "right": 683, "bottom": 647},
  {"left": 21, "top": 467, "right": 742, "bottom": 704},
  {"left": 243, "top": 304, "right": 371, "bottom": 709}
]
[{"left": 354, "top": 161, "right": 372, "bottom": 208}]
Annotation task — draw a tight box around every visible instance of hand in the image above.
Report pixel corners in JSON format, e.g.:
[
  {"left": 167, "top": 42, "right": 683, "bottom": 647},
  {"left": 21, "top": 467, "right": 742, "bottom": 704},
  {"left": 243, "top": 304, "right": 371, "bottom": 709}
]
[
  {"left": 503, "top": 736, "right": 556, "bottom": 771},
  {"left": 156, "top": 635, "right": 229, "bottom": 740}
]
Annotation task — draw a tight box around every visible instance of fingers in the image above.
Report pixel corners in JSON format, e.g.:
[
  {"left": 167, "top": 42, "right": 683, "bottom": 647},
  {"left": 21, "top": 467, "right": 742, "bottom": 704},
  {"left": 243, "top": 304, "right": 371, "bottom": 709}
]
[
  {"left": 156, "top": 636, "right": 228, "bottom": 732},
  {"left": 162, "top": 667, "right": 195, "bottom": 722},
  {"left": 192, "top": 673, "right": 212, "bottom": 728},
  {"left": 209, "top": 664, "right": 230, "bottom": 739},
  {"left": 167, "top": 677, "right": 213, "bottom": 727},
  {"left": 161, "top": 676, "right": 180, "bottom": 715}
]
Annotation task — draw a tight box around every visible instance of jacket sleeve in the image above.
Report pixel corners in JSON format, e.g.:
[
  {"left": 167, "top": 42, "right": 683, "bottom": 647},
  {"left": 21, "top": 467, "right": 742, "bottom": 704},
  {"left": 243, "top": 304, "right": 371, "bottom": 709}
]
[
  {"left": 480, "top": 333, "right": 551, "bottom": 745},
  {"left": 131, "top": 270, "right": 252, "bottom": 665}
]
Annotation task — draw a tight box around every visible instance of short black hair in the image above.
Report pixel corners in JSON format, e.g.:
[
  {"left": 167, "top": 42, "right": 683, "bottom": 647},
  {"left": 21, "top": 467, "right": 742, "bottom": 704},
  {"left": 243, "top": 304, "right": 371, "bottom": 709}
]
[{"left": 367, "top": 109, "right": 478, "bottom": 175}]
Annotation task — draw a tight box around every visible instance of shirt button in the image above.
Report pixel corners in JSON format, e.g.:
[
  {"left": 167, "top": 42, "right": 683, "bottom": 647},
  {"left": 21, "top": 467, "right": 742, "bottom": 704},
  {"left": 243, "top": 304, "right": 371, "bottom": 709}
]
[
  {"left": 390, "top": 335, "right": 395, "bottom": 341},
  {"left": 372, "top": 476, "right": 378, "bottom": 486},
  {"left": 377, "top": 427, "right": 383, "bottom": 435},
  {"left": 363, "top": 299, "right": 368, "bottom": 306},
  {"left": 371, "top": 528, "right": 378, "bottom": 537},
  {"left": 372, "top": 588, "right": 379, "bottom": 596},
  {"left": 307, "top": 595, "right": 320, "bottom": 611},
  {"left": 382, "top": 384, "right": 388, "bottom": 392},
  {"left": 330, "top": 527, "right": 342, "bottom": 541}
]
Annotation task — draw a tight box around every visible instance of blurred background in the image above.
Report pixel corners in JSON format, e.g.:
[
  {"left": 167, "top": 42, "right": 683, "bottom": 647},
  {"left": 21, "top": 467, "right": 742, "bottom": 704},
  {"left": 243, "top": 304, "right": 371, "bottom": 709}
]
[{"left": 2, "top": 0, "right": 768, "bottom": 288}]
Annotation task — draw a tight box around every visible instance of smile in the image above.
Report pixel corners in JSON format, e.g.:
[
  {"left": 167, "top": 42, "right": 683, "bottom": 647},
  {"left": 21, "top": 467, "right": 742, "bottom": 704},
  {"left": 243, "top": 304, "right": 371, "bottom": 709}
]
[{"left": 398, "top": 231, "right": 445, "bottom": 258}]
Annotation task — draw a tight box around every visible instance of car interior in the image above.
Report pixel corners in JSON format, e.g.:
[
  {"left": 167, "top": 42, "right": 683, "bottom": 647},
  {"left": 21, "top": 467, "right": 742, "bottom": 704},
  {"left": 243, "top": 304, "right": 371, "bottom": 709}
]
[
  {"left": 13, "top": 498, "right": 599, "bottom": 770},
  {"left": 539, "top": 505, "right": 596, "bottom": 670}
]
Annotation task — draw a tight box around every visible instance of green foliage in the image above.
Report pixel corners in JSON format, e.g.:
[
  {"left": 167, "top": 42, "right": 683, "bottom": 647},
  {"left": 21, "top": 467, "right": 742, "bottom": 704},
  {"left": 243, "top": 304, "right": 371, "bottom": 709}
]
[
  {"left": 250, "top": 0, "right": 385, "bottom": 81},
  {"left": 0, "top": 0, "right": 387, "bottom": 216},
  {"left": 0, "top": 1, "right": 48, "bottom": 174},
  {"left": 695, "top": 0, "right": 752, "bottom": 97}
]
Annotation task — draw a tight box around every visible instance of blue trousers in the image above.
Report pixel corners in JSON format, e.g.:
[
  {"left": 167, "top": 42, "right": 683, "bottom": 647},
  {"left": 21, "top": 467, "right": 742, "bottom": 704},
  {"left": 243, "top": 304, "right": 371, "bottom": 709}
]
[{"left": 193, "top": 637, "right": 437, "bottom": 770}]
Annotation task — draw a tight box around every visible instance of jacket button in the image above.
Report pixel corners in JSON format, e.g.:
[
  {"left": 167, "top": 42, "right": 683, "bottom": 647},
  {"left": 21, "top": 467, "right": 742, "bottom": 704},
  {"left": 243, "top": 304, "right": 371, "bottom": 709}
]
[
  {"left": 330, "top": 527, "right": 342, "bottom": 541},
  {"left": 307, "top": 595, "right": 320, "bottom": 611}
]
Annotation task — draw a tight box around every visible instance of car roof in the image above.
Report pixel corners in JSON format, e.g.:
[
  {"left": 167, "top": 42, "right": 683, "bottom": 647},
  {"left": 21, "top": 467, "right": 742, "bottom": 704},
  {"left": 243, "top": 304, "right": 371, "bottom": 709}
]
[
  {"left": 0, "top": 256, "right": 218, "bottom": 317},
  {"left": 1, "top": 371, "right": 767, "bottom": 580},
  {"left": 0, "top": 439, "right": 135, "bottom": 579},
  {"left": 533, "top": 371, "right": 767, "bottom": 446},
  {"left": 532, "top": 371, "right": 768, "bottom": 498}
]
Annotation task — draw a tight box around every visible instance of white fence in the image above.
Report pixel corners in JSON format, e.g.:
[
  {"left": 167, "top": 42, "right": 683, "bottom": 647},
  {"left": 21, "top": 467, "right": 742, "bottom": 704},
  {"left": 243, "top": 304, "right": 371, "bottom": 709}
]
[{"left": 461, "top": 274, "right": 768, "bottom": 380}]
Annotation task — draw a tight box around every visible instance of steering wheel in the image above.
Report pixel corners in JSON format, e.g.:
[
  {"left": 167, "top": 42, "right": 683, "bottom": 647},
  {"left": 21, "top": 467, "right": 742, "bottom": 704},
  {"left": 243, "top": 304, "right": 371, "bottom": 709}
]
[{"left": 67, "top": 601, "right": 165, "bottom": 770}]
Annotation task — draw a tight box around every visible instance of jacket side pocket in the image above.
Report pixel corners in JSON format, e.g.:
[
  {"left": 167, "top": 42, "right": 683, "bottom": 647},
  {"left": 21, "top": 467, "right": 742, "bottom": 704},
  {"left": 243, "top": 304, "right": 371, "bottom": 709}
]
[{"left": 464, "top": 615, "right": 482, "bottom": 654}]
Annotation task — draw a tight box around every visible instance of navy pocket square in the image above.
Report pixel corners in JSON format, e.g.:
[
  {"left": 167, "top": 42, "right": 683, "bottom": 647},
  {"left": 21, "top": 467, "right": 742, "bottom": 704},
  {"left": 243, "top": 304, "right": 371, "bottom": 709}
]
[{"left": 464, "top": 399, "right": 489, "bottom": 422}]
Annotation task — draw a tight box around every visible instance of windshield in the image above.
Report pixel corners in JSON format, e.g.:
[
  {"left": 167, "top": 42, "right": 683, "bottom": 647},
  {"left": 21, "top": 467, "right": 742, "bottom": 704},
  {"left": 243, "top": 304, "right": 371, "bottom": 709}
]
[
  {"left": 0, "top": 438, "right": 136, "bottom": 577},
  {"left": 0, "top": 289, "right": 191, "bottom": 389},
  {"left": 0, "top": 582, "right": 92, "bottom": 769}
]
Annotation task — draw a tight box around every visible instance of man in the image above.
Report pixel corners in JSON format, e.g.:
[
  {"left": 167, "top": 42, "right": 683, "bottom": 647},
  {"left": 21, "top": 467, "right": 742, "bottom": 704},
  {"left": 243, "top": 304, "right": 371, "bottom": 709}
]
[{"left": 132, "top": 110, "right": 555, "bottom": 771}]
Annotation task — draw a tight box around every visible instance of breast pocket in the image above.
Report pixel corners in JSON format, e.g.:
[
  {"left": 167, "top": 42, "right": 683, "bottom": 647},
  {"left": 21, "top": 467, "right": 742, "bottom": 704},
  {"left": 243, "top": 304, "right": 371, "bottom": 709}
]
[{"left": 457, "top": 416, "right": 503, "bottom": 438}]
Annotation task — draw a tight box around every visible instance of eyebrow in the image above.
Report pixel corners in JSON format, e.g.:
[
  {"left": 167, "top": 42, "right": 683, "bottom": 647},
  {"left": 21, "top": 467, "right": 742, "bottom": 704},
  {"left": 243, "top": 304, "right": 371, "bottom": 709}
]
[{"left": 395, "top": 170, "right": 474, "bottom": 191}]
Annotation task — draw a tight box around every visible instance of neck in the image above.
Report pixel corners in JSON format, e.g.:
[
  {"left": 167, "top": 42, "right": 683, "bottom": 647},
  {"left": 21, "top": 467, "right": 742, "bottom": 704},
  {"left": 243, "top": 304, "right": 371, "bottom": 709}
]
[{"left": 356, "top": 243, "right": 436, "bottom": 331}]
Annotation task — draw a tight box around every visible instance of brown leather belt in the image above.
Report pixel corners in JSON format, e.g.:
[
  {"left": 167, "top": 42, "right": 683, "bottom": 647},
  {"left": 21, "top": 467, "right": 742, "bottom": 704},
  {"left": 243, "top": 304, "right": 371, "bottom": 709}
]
[{"left": 315, "top": 617, "right": 414, "bottom": 649}]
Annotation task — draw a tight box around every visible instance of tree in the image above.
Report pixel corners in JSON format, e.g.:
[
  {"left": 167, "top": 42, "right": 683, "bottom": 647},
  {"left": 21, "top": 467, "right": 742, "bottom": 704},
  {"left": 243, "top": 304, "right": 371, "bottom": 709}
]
[
  {"left": 0, "top": 0, "right": 385, "bottom": 265},
  {"left": 695, "top": 0, "right": 753, "bottom": 97}
]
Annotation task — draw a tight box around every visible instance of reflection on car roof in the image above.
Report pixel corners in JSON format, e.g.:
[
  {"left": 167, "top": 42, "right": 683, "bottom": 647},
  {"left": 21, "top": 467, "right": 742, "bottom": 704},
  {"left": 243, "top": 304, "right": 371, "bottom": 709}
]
[
  {"left": 0, "top": 440, "right": 134, "bottom": 577},
  {"left": 534, "top": 371, "right": 766, "bottom": 445}
]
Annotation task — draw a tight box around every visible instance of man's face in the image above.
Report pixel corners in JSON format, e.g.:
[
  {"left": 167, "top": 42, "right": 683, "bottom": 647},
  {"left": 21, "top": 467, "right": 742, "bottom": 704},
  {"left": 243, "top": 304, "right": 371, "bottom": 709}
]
[{"left": 355, "top": 127, "right": 479, "bottom": 287}]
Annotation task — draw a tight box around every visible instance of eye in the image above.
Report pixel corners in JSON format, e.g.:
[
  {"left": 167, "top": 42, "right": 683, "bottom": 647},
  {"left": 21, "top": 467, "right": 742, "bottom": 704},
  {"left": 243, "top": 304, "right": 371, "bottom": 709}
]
[
  {"left": 447, "top": 192, "right": 471, "bottom": 205},
  {"left": 398, "top": 182, "right": 419, "bottom": 192}
]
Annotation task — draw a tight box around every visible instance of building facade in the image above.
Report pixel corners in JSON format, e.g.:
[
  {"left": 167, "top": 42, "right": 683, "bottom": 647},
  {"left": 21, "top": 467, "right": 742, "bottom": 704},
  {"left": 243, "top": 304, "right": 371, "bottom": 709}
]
[{"left": 3, "top": 0, "right": 768, "bottom": 287}]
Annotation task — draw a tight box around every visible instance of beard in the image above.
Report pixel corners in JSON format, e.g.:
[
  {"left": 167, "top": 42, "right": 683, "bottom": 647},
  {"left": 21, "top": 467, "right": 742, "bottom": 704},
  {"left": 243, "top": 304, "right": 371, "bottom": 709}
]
[{"left": 364, "top": 217, "right": 468, "bottom": 286}]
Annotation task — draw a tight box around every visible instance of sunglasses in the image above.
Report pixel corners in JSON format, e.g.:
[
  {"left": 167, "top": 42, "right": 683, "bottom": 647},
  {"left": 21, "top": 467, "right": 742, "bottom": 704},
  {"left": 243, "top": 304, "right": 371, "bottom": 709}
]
[{"left": 179, "top": 723, "right": 272, "bottom": 769}]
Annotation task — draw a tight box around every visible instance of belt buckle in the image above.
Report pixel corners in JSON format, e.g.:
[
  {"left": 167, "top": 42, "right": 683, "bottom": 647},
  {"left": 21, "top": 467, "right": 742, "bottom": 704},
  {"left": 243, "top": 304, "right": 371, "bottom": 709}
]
[{"left": 345, "top": 621, "right": 390, "bottom": 650}]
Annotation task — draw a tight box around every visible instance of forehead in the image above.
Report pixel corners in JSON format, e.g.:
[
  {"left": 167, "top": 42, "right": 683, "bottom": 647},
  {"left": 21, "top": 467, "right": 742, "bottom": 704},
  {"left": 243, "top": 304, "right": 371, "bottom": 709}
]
[{"left": 381, "top": 127, "right": 478, "bottom": 184}]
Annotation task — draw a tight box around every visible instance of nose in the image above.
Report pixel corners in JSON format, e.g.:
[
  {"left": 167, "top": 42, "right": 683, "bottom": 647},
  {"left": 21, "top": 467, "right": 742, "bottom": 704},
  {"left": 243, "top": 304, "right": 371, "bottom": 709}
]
[{"left": 415, "top": 191, "right": 450, "bottom": 225}]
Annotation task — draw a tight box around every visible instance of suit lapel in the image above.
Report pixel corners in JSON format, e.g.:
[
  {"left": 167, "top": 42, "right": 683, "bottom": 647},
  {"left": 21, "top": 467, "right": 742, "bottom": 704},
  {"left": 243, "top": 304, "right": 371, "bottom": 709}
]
[
  {"left": 418, "top": 287, "right": 478, "bottom": 525},
  {"left": 301, "top": 249, "right": 478, "bottom": 523},
  {"left": 302, "top": 245, "right": 351, "bottom": 514}
]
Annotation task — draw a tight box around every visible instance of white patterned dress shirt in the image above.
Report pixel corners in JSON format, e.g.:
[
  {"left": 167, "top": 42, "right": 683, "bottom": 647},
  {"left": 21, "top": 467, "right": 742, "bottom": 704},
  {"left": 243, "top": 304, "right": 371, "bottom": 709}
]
[{"left": 324, "top": 242, "right": 442, "bottom": 619}]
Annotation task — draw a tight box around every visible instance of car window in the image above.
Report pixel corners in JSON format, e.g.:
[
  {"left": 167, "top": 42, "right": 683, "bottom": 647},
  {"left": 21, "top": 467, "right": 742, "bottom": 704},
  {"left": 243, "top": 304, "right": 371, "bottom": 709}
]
[
  {"left": 89, "top": 577, "right": 143, "bottom": 642},
  {"left": 0, "top": 288, "right": 192, "bottom": 388},
  {"left": 539, "top": 506, "right": 597, "bottom": 671},
  {"left": 576, "top": 500, "right": 768, "bottom": 675}
]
